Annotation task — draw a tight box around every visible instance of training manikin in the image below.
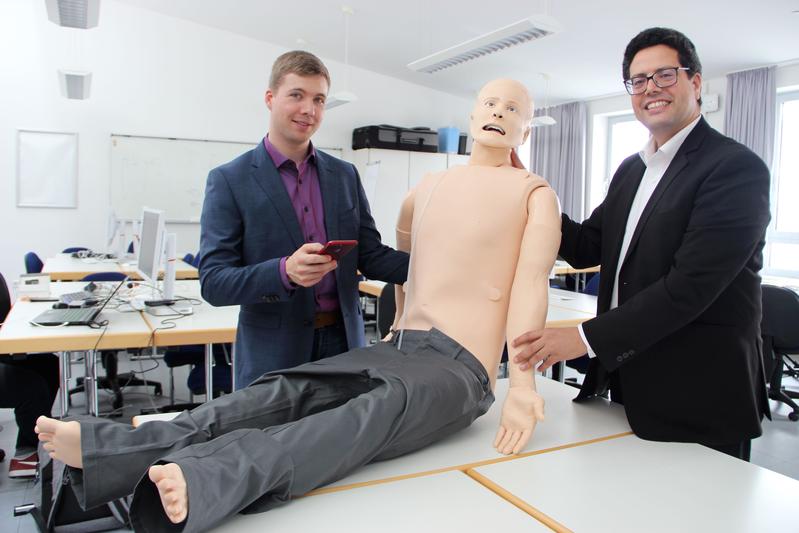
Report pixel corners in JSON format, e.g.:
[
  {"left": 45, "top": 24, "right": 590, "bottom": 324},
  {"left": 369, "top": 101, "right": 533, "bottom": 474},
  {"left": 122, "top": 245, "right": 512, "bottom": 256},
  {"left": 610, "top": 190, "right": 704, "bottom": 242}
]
[{"left": 36, "top": 79, "right": 561, "bottom": 533}]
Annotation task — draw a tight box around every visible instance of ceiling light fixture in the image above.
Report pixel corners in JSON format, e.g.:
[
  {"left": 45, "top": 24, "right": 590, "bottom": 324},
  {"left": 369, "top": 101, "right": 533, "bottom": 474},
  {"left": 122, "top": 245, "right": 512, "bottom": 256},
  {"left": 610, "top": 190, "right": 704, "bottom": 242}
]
[
  {"left": 58, "top": 70, "right": 92, "bottom": 99},
  {"left": 45, "top": 0, "right": 101, "bottom": 29},
  {"left": 326, "top": 5, "right": 358, "bottom": 110},
  {"left": 407, "top": 15, "right": 561, "bottom": 74},
  {"left": 531, "top": 73, "right": 556, "bottom": 127}
]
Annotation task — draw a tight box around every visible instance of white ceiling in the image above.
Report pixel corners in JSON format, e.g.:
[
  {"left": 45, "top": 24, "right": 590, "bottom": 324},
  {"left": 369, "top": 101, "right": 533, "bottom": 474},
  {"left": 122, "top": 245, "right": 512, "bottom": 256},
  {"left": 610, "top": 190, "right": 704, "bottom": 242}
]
[{"left": 116, "top": 0, "right": 799, "bottom": 105}]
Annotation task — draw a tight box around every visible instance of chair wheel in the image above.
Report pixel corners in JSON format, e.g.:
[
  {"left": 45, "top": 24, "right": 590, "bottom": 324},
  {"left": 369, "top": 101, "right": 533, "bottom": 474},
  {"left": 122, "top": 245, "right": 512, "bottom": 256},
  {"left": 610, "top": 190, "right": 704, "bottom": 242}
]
[{"left": 789, "top": 411, "right": 799, "bottom": 422}]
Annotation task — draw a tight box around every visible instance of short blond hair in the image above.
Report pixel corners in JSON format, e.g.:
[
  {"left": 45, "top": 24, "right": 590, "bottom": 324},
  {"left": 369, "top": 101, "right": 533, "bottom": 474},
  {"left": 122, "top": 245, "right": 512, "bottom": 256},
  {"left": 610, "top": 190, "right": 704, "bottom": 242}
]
[{"left": 269, "top": 50, "right": 331, "bottom": 91}]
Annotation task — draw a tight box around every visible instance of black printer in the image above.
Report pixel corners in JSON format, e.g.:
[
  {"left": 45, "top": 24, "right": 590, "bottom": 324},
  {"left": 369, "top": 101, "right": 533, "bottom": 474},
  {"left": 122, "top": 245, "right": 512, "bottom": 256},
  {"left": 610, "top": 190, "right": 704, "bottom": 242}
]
[{"left": 352, "top": 125, "right": 438, "bottom": 153}]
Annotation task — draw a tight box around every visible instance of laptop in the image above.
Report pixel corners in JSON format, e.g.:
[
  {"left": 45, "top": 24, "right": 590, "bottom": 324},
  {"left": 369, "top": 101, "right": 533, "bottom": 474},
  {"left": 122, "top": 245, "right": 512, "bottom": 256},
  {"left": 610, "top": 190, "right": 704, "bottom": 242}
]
[{"left": 31, "top": 279, "right": 127, "bottom": 326}]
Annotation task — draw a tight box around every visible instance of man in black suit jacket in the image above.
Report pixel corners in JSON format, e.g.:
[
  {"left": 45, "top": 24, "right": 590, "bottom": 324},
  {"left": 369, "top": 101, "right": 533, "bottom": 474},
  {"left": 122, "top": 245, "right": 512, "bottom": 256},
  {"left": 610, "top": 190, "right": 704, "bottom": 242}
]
[{"left": 512, "top": 28, "right": 770, "bottom": 460}]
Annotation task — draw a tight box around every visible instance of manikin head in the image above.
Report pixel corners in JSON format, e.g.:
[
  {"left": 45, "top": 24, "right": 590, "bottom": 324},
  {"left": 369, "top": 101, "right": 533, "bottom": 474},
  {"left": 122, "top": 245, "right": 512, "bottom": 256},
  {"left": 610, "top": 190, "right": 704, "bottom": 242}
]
[
  {"left": 265, "top": 51, "right": 331, "bottom": 154},
  {"left": 469, "top": 79, "right": 534, "bottom": 152}
]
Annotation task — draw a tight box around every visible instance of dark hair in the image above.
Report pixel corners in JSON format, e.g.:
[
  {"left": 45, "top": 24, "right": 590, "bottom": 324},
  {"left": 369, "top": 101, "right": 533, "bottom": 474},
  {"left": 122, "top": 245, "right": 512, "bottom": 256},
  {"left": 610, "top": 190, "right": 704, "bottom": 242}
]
[
  {"left": 269, "top": 50, "right": 331, "bottom": 91},
  {"left": 622, "top": 28, "right": 702, "bottom": 105}
]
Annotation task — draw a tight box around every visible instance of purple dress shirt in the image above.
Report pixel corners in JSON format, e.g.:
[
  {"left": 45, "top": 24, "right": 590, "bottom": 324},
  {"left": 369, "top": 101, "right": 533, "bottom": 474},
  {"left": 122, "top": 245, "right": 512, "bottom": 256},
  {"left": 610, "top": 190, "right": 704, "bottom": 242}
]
[{"left": 264, "top": 135, "right": 338, "bottom": 313}]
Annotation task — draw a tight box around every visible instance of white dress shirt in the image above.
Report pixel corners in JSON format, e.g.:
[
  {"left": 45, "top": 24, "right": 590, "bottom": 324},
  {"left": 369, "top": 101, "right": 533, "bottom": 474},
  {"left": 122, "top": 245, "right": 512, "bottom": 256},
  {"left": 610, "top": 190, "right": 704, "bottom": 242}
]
[{"left": 578, "top": 115, "right": 701, "bottom": 358}]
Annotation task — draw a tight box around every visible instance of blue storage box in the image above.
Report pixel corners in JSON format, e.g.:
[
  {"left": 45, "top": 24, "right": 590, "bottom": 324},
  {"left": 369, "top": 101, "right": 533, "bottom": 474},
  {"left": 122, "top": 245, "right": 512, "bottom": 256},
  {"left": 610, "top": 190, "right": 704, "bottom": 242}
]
[{"left": 437, "top": 127, "right": 459, "bottom": 153}]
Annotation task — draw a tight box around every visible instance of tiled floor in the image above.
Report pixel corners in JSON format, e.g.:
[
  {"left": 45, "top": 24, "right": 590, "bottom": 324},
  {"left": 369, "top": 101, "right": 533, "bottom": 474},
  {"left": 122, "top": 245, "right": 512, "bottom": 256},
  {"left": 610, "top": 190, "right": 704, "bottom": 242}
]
[{"left": 1, "top": 355, "right": 798, "bottom": 532}]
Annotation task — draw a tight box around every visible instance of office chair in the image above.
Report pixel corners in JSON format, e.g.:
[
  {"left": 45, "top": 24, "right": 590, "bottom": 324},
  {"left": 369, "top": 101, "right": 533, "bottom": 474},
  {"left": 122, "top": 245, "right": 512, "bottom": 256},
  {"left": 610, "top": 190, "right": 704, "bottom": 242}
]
[
  {"left": 182, "top": 253, "right": 194, "bottom": 266},
  {"left": 192, "top": 252, "right": 201, "bottom": 268},
  {"left": 761, "top": 285, "right": 799, "bottom": 421},
  {"left": 583, "top": 273, "right": 600, "bottom": 296},
  {"left": 162, "top": 344, "right": 232, "bottom": 410},
  {"left": 377, "top": 283, "right": 396, "bottom": 339},
  {"left": 62, "top": 247, "right": 89, "bottom": 254},
  {"left": 67, "top": 272, "right": 162, "bottom": 412},
  {"left": 24, "top": 252, "right": 43, "bottom": 274}
]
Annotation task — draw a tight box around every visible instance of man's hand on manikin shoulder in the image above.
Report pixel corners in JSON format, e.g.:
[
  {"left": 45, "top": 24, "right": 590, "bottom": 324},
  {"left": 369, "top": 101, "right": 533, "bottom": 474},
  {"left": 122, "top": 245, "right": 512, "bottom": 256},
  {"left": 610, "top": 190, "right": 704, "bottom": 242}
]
[{"left": 285, "top": 243, "right": 338, "bottom": 288}]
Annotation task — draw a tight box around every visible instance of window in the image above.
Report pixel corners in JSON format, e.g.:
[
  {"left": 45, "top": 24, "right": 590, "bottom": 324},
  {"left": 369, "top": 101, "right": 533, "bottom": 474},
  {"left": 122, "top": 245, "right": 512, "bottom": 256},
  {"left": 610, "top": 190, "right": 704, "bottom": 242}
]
[
  {"left": 588, "top": 114, "right": 649, "bottom": 213},
  {"left": 765, "top": 90, "right": 799, "bottom": 278}
]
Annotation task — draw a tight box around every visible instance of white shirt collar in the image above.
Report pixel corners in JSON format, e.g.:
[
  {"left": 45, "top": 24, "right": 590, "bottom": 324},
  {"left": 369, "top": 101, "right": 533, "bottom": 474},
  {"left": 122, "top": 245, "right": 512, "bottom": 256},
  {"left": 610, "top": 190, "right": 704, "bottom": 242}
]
[{"left": 639, "top": 115, "right": 702, "bottom": 167}]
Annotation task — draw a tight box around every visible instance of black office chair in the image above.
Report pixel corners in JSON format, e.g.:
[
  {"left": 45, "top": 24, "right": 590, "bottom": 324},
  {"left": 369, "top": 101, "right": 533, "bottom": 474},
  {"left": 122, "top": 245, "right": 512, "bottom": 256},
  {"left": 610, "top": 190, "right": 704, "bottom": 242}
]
[
  {"left": 761, "top": 285, "right": 799, "bottom": 421},
  {"left": 182, "top": 253, "right": 194, "bottom": 266},
  {"left": 67, "top": 272, "right": 162, "bottom": 413},
  {"left": 583, "top": 273, "right": 600, "bottom": 296},
  {"left": 162, "top": 344, "right": 232, "bottom": 410},
  {"left": 24, "top": 252, "right": 43, "bottom": 274},
  {"left": 377, "top": 283, "right": 396, "bottom": 339}
]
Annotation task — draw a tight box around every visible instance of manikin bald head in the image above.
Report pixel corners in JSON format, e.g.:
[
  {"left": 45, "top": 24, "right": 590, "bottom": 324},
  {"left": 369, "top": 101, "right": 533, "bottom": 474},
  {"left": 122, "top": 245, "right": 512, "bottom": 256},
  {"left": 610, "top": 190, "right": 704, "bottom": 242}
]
[{"left": 470, "top": 79, "right": 534, "bottom": 151}]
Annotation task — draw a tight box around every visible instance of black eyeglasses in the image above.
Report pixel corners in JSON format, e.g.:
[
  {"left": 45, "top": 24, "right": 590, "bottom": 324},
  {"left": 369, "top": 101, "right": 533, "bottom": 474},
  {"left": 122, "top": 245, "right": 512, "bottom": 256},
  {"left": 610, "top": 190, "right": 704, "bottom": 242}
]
[{"left": 624, "top": 67, "right": 691, "bottom": 95}]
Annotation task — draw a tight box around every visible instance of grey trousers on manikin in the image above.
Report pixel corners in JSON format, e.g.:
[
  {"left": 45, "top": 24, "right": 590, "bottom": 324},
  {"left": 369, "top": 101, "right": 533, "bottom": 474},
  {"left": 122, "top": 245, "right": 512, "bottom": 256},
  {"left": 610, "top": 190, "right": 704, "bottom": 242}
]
[{"left": 66, "top": 328, "right": 494, "bottom": 532}]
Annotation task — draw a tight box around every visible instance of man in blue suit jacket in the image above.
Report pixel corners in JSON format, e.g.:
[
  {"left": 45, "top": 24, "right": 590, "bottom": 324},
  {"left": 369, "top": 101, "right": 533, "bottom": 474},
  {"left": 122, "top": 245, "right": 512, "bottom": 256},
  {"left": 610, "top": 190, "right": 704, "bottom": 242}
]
[{"left": 199, "top": 51, "right": 408, "bottom": 388}]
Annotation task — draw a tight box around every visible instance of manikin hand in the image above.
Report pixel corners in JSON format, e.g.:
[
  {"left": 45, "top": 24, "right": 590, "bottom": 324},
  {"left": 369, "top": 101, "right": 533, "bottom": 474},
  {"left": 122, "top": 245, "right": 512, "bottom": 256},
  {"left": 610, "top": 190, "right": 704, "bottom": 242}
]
[
  {"left": 285, "top": 243, "right": 338, "bottom": 287},
  {"left": 494, "top": 387, "right": 545, "bottom": 455}
]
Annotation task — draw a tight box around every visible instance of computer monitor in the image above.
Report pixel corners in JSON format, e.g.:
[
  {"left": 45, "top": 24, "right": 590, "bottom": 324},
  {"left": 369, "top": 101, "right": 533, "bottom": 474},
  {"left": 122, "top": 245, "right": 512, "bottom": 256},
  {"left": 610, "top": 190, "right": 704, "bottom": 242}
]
[{"left": 137, "top": 207, "right": 165, "bottom": 286}]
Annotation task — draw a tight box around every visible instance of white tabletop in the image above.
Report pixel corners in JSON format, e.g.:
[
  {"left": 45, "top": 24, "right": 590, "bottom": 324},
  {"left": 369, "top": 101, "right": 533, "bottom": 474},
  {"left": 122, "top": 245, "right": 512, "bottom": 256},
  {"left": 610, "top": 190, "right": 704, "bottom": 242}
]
[
  {"left": 322, "top": 376, "right": 630, "bottom": 491},
  {"left": 472, "top": 434, "right": 799, "bottom": 533},
  {"left": 142, "top": 280, "right": 239, "bottom": 345},
  {"left": 0, "top": 282, "right": 153, "bottom": 353},
  {"left": 43, "top": 253, "right": 198, "bottom": 281},
  {"left": 215, "top": 469, "right": 550, "bottom": 533}
]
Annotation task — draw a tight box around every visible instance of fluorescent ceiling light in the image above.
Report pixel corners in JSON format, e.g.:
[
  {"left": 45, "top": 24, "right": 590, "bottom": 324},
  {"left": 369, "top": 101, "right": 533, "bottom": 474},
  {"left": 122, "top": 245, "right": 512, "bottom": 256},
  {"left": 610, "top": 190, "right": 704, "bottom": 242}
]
[
  {"left": 45, "top": 0, "right": 101, "bottom": 29},
  {"left": 531, "top": 115, "right": 556, "bottom": 127},
  {"left": 408, "top": 15, "right": 561, "bottom": 74},
  {"left": 326, "top": 91, "right": 358, "bottom": 110}
]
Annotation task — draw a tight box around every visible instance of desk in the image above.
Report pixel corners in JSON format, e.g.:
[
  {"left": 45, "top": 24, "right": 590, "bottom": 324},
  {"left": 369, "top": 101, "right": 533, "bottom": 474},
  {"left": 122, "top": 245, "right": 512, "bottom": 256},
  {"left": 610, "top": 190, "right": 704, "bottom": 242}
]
[
  {"left": 43, "top": 253, "right": 198, "bottom": 281},
  {"left": 320, "top": 377, "right": 630, "bottom": 492},
  {"left": 471, "top": 434, "right": 799, "bottom": 533},
  {"left": 143, "top": 280, "right": 239, "bottom": 395},
  {"left": 0, "top": 282, "right": 154, "bottom": 416},
  {"left": 218, "top": 470, "right": 550, "bottom": 533}
]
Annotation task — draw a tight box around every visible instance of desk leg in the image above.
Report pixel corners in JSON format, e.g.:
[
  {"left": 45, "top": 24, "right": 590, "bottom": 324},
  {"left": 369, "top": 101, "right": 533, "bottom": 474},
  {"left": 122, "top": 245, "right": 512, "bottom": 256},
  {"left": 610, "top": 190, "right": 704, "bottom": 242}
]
[
  {"left": 205, "top": 343, "right": 214, "bottom": 402},
  {"left": 58, "top": 351, "right": 70, "bottom": 418},
  {"left": 82, "top": 350, "right": 100, "bottom": 416},
  {"left": 230, "top": 343, "right": 236, "bottom": 392}
]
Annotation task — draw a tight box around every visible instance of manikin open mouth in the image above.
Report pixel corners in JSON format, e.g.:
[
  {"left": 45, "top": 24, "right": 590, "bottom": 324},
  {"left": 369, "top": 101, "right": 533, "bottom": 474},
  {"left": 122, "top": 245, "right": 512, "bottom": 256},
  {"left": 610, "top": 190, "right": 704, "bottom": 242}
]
[{"left": 482, "top": 124, "right": 505, "bottom": 135}]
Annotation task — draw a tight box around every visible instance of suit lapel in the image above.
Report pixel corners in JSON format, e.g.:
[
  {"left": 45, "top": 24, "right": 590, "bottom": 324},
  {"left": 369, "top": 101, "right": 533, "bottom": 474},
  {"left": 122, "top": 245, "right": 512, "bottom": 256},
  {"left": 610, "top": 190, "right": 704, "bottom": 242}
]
[
  {"left": 620, "top": 119, "right": 708, "bottom": 267},
  {"left": 316, "top": 153, "right": 340, "bottom": 240},
  {"left": 250, "top": 141, "right": 304, "bottom": 248}
]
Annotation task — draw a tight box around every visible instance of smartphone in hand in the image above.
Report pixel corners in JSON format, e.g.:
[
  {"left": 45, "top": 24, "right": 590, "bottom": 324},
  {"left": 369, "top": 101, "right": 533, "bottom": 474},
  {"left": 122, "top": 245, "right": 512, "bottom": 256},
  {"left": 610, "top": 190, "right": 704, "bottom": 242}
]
[{"left": 317, "top": 240, "right": 357, "bottom": 260}]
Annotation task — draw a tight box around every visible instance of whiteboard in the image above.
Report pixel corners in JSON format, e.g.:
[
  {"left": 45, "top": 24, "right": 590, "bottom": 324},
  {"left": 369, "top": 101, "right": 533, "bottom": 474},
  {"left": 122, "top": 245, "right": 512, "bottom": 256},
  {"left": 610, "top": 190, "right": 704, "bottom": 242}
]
[{"left": 110, "top": 135, "right": 257, "bottom": 221}]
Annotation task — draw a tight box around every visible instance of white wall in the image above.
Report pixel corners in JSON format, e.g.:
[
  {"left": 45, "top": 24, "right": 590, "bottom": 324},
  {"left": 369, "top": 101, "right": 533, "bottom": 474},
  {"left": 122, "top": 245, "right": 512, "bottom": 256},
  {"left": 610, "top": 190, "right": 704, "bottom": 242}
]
[{"left": 0, "top": 0, "right": 472, "bottom": 289}]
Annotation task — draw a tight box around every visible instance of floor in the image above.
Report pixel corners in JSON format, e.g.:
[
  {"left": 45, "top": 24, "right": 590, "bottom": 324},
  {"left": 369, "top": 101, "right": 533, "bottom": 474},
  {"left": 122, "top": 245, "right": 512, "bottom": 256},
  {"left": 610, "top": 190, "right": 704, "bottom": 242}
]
[{"left": 1, "top": 350, "right": 798, "bottom": 532}]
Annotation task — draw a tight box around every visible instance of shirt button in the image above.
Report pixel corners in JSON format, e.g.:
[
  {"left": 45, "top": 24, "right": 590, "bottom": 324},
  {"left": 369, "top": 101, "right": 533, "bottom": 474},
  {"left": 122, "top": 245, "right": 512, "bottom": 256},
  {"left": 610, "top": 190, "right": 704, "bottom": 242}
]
[
  {"left": 309, "top": 234, "right": 314, "bottom": 240},
  {"left": 299, "top": 179, "right": 303, "bottom": 185},
  {"left": 616, "top": 356, "right": 623, "bottom": 362},
  {"left": 304, "top": 206, "right": 309, "bottom": 213}
]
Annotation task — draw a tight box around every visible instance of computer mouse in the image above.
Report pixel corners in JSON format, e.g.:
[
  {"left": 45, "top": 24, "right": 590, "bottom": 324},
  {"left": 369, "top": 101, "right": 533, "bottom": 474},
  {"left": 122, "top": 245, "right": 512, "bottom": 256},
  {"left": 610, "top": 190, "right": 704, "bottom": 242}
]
[{"left": 52, "top": 302, "right": 68, "bottom": 309}]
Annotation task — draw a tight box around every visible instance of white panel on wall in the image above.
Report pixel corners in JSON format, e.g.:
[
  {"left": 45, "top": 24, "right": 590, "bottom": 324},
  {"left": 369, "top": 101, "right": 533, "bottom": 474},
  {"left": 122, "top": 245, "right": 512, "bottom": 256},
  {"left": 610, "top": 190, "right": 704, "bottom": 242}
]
[
  {"left": 408, "top": 152, "right": 447, "bottom": 189},
  {"left": 17, "top": 130, "right": 78, "bottom": 208}
]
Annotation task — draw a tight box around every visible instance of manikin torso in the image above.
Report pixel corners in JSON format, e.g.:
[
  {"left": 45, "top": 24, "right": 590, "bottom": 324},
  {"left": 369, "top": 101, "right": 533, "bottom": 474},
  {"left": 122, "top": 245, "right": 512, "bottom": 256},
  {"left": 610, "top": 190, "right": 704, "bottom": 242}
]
[{"left": 394, "top": 164, "right": 558, "bottom": 391}]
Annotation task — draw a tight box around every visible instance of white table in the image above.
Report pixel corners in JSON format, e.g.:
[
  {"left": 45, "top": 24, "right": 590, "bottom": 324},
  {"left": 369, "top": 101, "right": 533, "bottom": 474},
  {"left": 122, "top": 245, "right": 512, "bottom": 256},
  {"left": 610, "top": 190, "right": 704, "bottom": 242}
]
[
  {"left": 472, "top": 434, "right": 799, "bottom": 533},
  {"left": 320, "top": 377, "right": 630, "bottom": 492},
  {"left": 142, "top": 280, "right": 239, "bottom": 394},
  {"left": 0, "top": 282, "right": 154, "bottom": 416},
  {"left": 43, "top": 253, "right": 198, "bottom": 281},
  {"left": 216, "top": 470, "right": 551, "bottom": 532}
]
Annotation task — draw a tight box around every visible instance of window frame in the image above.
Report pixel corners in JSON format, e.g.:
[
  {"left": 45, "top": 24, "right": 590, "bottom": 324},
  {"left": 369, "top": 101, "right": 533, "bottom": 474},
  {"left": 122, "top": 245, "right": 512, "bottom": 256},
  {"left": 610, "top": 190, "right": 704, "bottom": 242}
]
[{"left": 764, "top": 89, "right": 799, "bottom": 278}]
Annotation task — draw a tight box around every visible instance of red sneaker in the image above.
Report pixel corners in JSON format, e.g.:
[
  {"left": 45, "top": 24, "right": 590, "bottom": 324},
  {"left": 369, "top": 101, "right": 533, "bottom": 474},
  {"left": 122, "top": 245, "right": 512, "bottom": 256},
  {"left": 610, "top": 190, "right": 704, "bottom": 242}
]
[{"left": 8, "top": 452, "right": 38, "bottom": 479}]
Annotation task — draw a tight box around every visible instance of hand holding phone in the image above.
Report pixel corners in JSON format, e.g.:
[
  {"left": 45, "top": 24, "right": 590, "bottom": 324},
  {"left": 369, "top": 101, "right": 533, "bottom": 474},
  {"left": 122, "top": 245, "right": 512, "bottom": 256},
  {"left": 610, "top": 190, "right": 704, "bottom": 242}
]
[{"left": 317, "top": 240, "right": 357, "bottom": 260}]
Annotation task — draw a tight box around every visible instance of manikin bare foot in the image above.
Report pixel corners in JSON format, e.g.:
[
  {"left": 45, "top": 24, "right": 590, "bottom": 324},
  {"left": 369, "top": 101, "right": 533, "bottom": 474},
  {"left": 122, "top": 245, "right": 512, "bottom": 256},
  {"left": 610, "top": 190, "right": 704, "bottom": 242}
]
[
  {"left": 35, "top": 416, "right": 83, "bottom": 468},
  {"left": 149, "top": 464, "right": 188, "bottom": 524}
]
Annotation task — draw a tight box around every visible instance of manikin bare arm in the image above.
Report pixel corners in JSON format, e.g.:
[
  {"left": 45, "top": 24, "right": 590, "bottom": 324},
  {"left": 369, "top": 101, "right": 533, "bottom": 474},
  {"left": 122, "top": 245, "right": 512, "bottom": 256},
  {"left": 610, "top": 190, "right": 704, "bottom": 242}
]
[
  {"left": 494, "top": 185, "right": 561, "bottom": 455},
  {"left": 391, "top": 188, "right": 416, "bottom": 334}
]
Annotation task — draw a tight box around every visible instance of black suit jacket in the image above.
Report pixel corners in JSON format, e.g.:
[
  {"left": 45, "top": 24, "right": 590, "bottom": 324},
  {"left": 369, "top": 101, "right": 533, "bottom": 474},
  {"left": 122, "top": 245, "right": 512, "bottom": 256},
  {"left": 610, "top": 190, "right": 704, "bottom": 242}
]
[{"left": 561, "top": 118, "right": 770, "bottom": 445}]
